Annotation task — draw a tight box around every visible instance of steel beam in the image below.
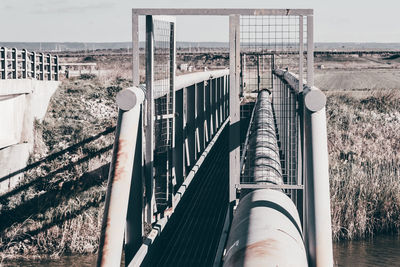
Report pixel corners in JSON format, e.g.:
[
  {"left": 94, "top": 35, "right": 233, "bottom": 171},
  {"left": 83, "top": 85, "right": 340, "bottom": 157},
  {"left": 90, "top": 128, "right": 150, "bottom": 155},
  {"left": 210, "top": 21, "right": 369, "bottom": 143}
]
[
  {"left": 306, "top": 15, "right": 314, "bottom": 87},
  {"left": 132, "top": 13, "right": 140, "bottom": 86},
  {"left": 132, "top": 8, "right": 313, "bottom": 16},
  {"left": 299, "top": 15, "right": 304, "bottom": 92},
  {"left": 229, "top": 14, "right": 240, "bottom": 203}
]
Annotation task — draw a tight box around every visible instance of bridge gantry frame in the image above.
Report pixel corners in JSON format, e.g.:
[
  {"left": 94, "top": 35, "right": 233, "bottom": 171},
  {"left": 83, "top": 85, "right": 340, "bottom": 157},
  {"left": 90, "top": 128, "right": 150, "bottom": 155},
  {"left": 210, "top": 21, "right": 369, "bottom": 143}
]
[{"left": 97, "top": 8, "right": 333, "bottom": 267}]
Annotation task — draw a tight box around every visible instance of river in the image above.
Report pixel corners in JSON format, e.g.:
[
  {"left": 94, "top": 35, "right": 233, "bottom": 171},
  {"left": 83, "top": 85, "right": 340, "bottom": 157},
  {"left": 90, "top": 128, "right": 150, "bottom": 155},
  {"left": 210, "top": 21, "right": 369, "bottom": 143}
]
[
  {"left": 333, "top": 234, "right": 400, "bottom": 267},
  {"left": 2, "top": 235, "right": 400, "bottom": 266}
]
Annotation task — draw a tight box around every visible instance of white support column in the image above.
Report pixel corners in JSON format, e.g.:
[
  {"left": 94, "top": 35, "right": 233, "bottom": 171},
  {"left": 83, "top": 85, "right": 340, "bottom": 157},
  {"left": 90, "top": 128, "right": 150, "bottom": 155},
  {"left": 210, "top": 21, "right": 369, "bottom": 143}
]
[{"left": 229, "top": 14, "right": 240, "bottom": 204}]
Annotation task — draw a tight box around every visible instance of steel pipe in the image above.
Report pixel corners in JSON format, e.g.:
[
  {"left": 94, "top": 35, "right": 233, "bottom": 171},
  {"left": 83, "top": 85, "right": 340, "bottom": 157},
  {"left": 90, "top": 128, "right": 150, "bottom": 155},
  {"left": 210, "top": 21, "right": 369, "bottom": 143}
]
[
  {"left": 223, "top": 189, "right": 307, "bottom": 267},
  {"left": 223, "top": 89, "right": 307, "bottom": 267},
  {"left": 97, "top": 87, "right": 144, "bottom": 267},
  {"left": 246, "top": 90, "right": 282, "bottom": 185}
]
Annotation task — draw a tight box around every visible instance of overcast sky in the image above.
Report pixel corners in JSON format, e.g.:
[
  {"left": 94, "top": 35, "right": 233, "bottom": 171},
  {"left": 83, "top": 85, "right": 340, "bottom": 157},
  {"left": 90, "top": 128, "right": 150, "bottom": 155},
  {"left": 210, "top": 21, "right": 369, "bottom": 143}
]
[{"left": 0, "top": 0, "right": 399, "bottom": 43}]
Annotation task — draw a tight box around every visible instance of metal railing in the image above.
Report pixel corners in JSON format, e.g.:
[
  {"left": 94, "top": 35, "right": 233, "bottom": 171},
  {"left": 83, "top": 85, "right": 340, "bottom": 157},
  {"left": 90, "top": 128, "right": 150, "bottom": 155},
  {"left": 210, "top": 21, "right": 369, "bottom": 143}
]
[
  {"left": 97, "top": 70, "right": 230, "bottom": 267},
  {"left": 0, "top": 47, "right": 59, "bottom": 81},
  {"left": 273, "top": 68, "right": 333, "bottom": 267},
  {"left": 237, "top": 68, "right": 333, "bottom": 266}
]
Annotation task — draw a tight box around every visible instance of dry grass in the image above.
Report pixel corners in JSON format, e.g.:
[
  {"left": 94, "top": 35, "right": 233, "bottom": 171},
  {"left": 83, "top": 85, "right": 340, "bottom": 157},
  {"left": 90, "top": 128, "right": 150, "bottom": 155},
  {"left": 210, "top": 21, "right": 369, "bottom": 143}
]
[
  {"left": 0, "top": 73, "right": 130, "bottom": 260},
  {"left": 327, "top": 89, "right": 400, "bottom": 240}
]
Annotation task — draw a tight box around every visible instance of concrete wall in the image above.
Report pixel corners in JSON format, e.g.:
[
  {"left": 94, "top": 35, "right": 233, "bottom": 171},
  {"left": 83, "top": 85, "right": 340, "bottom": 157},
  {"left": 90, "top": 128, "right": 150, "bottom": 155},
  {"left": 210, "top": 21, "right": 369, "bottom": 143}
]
[{"left": 0, "top": 79, "right": 60, "bottom": 193}]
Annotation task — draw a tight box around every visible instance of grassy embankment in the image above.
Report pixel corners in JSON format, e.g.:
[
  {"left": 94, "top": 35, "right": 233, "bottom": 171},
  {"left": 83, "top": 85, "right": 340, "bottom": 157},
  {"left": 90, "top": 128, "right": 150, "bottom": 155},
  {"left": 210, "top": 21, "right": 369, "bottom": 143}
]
[
  {"left": 0, "top": 73, "right": 130, "bottom": 260},
  {"left": 327, "top": 90, "right": 400, "bottom": 240}
]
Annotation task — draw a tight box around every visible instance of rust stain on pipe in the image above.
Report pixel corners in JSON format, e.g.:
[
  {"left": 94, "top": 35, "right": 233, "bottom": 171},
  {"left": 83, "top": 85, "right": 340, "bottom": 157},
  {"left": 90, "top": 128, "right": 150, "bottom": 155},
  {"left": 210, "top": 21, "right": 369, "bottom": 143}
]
[
  {"left": 231, "top": 239, "right": 278, "bottom": 263},
  {"left": 102, "top": 218, "right": 112, "bottom": 261},
  {"left": 113, "top": 139, "right": 128, "bottom": 182}
]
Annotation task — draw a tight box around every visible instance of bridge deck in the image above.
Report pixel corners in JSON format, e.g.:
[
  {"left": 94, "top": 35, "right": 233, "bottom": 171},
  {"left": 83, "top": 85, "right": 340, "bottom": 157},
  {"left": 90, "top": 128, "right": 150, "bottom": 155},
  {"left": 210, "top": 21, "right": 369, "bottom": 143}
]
[{"left": 142, "top": 129, "right": 229, "bottom": 266}]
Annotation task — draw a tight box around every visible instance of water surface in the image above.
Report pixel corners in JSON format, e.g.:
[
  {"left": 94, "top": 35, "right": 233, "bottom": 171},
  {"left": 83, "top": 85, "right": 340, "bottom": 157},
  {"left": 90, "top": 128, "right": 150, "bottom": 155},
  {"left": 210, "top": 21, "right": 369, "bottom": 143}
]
[
  {"left": 334, "top": 234, "right": 400, "bottom": 267},
  {"left": 3, "top": 235, "right": 400, "bottom": 266}
]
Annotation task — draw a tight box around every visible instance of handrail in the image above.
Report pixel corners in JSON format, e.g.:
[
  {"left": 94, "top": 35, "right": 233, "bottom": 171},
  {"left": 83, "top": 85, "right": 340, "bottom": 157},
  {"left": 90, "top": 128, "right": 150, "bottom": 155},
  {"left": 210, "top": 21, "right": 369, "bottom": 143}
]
[
  {"left": 272, "top": 69, "right": 333, "bottom": 267},
  {"left": 273, "top": 69, "right": 326, "bottom": 112},
  {"left": 97, "top": 87, "right": 145, "bottom": 267},
  {"left": 175, "top": 69, "right": 229, "bottom": 90},
  {"left": 97, "top": 71, "right": 230, "bottom": 267},
  {"left": 144, "top": 69, "right": 230, "bottom": 99},
  {"left": 0, "top": 47, "right": 59, "bottom": 81}
]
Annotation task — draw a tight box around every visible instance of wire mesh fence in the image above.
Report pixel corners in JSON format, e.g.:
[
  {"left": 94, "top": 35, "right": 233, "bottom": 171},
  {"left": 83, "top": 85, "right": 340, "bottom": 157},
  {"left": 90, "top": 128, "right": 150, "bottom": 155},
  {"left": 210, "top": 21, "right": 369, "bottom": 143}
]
[
  {"left": 239, "top": 15, "right": 307, "bottom": 201},
  {"left": 152, "top": 17, "right": 175, "bottom": 212}
]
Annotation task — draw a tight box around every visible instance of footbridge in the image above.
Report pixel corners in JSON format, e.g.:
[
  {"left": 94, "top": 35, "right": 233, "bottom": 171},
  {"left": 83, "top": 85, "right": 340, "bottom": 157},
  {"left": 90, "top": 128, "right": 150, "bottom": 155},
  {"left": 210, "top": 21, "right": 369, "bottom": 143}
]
[
  {"left": 97, "top": 9, "right": 333, "bottom": 267},
  {"left": 0, "top": 47, "right": 60, "bottom": 193}
]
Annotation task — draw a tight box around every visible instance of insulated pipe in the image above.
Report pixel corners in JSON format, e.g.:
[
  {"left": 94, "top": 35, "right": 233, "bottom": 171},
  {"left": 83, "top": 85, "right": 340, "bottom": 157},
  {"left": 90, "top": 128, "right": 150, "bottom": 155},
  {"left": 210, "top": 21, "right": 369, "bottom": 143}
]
[
  {"left": 247, "top": 90, "right": 282, "bottom": 185},
  {"left": 223, "top": 189, "right": 308, "bottom": 267},
  {"left": 223, "top": 89, "right": 307, "bottom": 267},
  {"left": 97, "top": 87, "right": 144, "bottom": 267}
]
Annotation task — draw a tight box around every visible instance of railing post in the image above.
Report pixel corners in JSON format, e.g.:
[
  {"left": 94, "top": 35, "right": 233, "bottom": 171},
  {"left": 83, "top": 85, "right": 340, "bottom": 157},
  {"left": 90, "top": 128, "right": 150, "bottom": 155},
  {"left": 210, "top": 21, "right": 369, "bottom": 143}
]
[
  {"left": 32, "top": 52, "right": 36, "bottom": 79},
  {"left": 12, "top": 48, "right": 17, "bottom": 79},
  {"left": 97, "top": 87, "right": 144, "bottom": 267},
  {"left": 197, "top": 81, "right": 205, "bottom": 154},
  {"left": 48, "top": 54, "right": 52, "bottom": 81},
  {"left": 40, "top": 53, "right": 44, "bottom": 80},
  {"left": 55, "top": 55, "right": 59, "bottom": 81},
  {"left": 188, "top": 85, "right": 196, "bottom": 164},
  {"left": 22, "top": 49, "right": 27, "bottom": 79},
  {"left": 174, "top": 88, "right": 184, "bottom": 196},
  {"left": 204, "top": 78, "right": 211, "bottom": 144},
  {"left": 0, "top": 47, "right": 6, "bottom": 79}
]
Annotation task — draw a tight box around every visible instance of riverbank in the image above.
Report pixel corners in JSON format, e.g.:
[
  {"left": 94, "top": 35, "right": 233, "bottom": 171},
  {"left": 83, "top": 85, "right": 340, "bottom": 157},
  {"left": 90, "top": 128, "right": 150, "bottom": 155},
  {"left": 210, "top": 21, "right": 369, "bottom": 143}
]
[{"left": 326, "top": 89, "right": 400, "bottom": 240}]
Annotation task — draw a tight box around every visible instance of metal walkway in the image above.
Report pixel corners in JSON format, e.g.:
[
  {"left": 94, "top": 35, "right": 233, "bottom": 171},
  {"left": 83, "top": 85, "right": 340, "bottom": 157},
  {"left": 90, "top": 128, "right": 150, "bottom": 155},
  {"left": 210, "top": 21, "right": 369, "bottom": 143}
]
[{"left": 142, "top": 129, "right": 229, "bottom": 266}]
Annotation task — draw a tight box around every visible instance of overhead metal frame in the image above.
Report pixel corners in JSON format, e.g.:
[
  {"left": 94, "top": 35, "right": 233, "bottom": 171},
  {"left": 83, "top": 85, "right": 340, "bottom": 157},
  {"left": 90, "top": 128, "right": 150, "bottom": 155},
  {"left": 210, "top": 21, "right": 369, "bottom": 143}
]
[{"left": 132, "top": 8, "right": 313, "bottom": 16}]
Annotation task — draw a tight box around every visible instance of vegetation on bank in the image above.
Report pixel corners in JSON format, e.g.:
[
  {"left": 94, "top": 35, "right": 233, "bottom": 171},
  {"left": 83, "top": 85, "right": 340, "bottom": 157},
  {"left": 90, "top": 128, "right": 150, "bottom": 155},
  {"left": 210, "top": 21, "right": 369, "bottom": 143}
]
[
  {"left": 327, "top": 90, "right": 400, "bottom": 240},
  {"left": 0, "top": 75, "right": 130, "bottom": 260}
]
